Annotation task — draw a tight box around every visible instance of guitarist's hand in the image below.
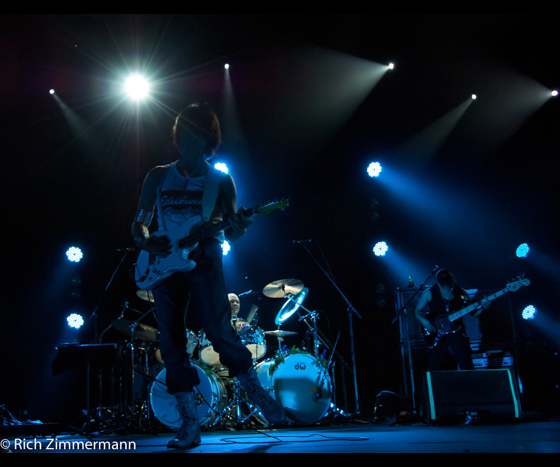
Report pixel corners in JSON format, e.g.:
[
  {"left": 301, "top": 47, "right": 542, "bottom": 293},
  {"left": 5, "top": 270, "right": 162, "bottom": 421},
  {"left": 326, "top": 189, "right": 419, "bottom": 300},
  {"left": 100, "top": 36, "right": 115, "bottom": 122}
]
[
  {"left": 142, "top": 234, "right": 171, "bottom": 257},
  {"left": 230, "top": 207, "right": 254, "bottom": 231},
  {"left": 420, "top": 317, "right": 436, "bottom": 333}
]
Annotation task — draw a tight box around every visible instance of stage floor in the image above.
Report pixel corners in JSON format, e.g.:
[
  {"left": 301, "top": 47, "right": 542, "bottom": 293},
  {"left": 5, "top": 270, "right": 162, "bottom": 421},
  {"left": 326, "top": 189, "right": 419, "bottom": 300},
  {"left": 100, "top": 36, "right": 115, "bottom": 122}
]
[{"left": 3, "top": 419, "right": 560, "bottom": 453}]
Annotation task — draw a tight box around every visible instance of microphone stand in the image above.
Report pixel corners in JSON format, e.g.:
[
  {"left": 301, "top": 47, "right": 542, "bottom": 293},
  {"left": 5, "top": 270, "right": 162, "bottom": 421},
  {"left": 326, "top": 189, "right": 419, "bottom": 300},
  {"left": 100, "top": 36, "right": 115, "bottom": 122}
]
[
  {"left": 296, "top": 240, "right": 362, "bottom": 415},
  {"left": 393, "top": 265, "right": 439, "bottom": 412},
  {"left": 88, "top": 249, "right": 134, "bottom": 344}
]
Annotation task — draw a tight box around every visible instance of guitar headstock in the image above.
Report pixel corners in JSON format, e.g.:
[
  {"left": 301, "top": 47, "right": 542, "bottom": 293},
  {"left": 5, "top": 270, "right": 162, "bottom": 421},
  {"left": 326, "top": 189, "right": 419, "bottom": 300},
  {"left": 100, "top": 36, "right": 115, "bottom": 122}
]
[
  {"left": 255, "top": 198, "right": 290, "bottom": 216},
  {"left": 506, "top": 277, "right": 531, "bottom": 292}
]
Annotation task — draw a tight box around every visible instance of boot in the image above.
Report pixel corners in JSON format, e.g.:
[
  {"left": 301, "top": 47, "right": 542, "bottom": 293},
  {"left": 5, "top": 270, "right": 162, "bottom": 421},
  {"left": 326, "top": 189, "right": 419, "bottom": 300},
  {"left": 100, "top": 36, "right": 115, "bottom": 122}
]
[
  {"left": 167, "top": 391, "right": 201, "bottom": 449},
  {"left": 237, "top": 366, "right": 285, "bottom": 424}
]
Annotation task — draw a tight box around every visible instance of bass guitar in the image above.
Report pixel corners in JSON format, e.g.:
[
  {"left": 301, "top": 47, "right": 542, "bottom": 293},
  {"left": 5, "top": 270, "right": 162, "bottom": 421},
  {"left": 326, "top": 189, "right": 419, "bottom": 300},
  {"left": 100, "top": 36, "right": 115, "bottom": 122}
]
[
  {"left": 134, "top": 197, "right": 289, "bottom": 290},
  {"left": 423, "top": 278, "right": 530, "bottom": 348}
]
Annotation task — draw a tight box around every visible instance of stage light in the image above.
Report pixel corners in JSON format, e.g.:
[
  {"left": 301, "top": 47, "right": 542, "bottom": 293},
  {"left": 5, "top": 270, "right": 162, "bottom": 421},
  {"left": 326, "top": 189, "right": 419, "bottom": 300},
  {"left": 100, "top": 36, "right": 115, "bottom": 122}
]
[
  {"left": 522, "top": 305, "right": 537, "bottom": 320},
  {"left": 66, "top": 247, "right": 83, "bottom": 263},
  {"left": 221, "top": 240, "right": 231, "bottom": 256},
  {"left": 471, "top": 94, "right": 477, "bottom": 100},
  {"left": 552, "top": 90, "right": 558, "bottom": 97},
  {"left": 373, "top": 241, "right": 388, "bottom": 257},
  {"left": 49, "top": 89, "right": 55, "bottom": 95},
  {"left": 224, "top": 63, "right": 230, "bottom": 70},
  {"left": 214, "top": 162, "right": 229, "bottom": 174},
  {"left": 67, "top": 313, "right": 84, "bottom": 329},
  {"left": 125, "top": 74, "right": 149, "bottom": 100},
  {"left": 516, "top": 243, "right": 530, "bottom": 258},
  {"left": 388, "top": 63, "right": 395, "bottom": 70},
  {"left": 367, "top": 162, "right": 382, "bottom": 177}
]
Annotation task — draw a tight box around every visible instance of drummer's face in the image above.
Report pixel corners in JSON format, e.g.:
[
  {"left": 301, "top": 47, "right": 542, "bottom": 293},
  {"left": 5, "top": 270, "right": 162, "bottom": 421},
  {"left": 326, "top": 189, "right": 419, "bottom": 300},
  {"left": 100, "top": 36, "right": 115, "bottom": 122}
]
[{"left": 229, "top": 294, "right": 240, "bottom": 316}]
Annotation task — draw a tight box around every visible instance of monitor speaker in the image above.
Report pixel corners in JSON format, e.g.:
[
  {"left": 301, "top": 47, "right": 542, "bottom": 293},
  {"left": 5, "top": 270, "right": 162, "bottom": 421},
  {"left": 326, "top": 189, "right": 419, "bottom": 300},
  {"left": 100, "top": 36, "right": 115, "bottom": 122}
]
[{"left": 422, "top": 369, "right": 522, "bottom": 424}]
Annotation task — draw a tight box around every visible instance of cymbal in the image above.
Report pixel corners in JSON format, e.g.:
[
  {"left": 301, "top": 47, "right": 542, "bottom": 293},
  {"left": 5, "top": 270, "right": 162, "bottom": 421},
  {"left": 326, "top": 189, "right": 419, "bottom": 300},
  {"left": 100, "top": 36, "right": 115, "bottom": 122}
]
[
  {"left": 263, "top": 279, "right": 304, "bottom": 298},
  {"left": 264, "top": 330, "right": 298, "bottom": 337},
  {"left": 111, "top": 319, "right": 159, "bottom": 342},
  {"left": 136, "top": 290, "right": 154, "bottom": 302}
]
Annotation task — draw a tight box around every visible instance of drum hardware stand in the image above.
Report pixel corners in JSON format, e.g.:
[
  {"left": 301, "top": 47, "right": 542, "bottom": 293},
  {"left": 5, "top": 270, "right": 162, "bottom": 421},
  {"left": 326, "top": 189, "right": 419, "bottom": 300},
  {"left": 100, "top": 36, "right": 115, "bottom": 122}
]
[
  {"left": 392, "top": 265, "right": 439, "bottom": 414},
  {"left": 211, "top": 378, "right": 260, "bottom": 430},
  {"left": 294, "top": 240, "right": 362, "bottom": 415}
]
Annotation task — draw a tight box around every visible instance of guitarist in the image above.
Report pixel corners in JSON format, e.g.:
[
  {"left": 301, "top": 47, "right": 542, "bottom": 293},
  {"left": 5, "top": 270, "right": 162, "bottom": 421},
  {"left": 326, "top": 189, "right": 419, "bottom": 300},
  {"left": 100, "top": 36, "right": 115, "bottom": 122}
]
[
  {"left": 414, "top": 269, "right": 490, "bottom": 371},
  {"left": 131, "top": 102, "right": 284, "bottom": 448}
]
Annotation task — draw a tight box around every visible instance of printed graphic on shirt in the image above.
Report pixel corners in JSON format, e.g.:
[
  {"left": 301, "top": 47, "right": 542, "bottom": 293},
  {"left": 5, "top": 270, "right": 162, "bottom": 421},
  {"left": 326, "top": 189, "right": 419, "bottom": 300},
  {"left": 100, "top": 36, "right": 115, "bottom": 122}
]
[{"left": 160, "top": 189, "right": 203, "bottom": 228}]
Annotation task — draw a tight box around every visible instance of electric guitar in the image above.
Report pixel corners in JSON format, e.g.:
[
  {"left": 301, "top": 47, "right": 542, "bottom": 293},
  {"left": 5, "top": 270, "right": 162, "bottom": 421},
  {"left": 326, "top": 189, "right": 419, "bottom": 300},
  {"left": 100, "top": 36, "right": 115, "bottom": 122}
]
[
  {"left": 423, "top": 278, "right": 530, "bottom": 348},
  {"left": 134, "top": 198, "right": 289, "bottom": 290}
]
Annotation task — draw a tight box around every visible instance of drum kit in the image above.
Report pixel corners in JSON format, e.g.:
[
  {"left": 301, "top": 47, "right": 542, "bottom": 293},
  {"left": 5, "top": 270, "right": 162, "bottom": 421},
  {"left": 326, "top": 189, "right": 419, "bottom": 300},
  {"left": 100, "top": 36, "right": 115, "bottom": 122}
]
[{"left": 96, "top": 278, "right": 339, "bottom": 432}]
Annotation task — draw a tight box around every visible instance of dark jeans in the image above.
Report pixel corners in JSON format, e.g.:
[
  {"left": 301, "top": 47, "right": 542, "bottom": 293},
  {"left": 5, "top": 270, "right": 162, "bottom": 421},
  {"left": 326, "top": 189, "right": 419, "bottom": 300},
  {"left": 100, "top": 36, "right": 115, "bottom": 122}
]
[
  {"left": 151, "top": 239, "right": 252, "bottom": 394},
  {"left": 428, "top": 332, "right": 474, "bottom": 371}
]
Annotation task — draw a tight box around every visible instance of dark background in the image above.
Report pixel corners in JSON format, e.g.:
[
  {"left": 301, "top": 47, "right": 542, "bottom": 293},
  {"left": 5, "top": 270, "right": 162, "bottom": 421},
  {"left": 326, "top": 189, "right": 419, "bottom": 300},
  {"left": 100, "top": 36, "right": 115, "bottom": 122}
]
[{"left": 2, "top": 14, "right": 559, "bottom": 424}]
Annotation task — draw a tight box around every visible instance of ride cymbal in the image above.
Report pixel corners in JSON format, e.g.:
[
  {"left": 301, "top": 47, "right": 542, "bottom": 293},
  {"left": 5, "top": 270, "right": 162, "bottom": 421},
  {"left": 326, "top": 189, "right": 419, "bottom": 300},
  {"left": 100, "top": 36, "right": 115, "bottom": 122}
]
[{"left": 262, "top": 279, "right": 304, "bottom": 298}]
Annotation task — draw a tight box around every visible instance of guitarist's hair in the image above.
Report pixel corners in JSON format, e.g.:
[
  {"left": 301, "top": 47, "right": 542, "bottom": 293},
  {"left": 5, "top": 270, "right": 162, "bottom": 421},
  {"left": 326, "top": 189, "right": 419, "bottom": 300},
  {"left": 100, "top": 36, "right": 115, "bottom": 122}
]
[
  {"left": 172, "top": 102, "right": 222, "bottom": 157},
  {"left": 436, "top": 269, "right": 456, "bottom": 288}
]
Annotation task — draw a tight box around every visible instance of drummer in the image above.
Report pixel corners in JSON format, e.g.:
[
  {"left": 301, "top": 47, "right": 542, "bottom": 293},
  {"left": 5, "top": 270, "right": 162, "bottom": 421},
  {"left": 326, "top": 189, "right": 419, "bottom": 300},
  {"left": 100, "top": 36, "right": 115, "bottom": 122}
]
[
  {"left": 228, "top": 293, "right": 241, "bottom": 321},
  {"left": 199, "top": 293, "right": 246, "bottom": 347}
]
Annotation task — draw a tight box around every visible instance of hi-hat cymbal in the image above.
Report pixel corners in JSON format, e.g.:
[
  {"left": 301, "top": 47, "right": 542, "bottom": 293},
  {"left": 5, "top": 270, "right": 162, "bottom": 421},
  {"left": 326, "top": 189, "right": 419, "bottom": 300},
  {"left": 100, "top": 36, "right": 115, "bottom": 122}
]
[
  {"left": 136, "top": 290, "right": 154, "bottom": 302},
  {"left": 111, "top": 319, "right": 159, "bottom": 342},
  {"left": 264, "top": 330, "right": 298, "bottom": 337},
  {"left": 262, "top": 279, "right": 304, "bottom": 298}
]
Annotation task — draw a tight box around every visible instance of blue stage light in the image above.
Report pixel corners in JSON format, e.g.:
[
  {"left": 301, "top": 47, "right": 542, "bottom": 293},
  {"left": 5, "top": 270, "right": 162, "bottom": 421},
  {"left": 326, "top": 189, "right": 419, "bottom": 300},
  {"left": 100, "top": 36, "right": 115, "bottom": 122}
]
[
  {"left": 516, "top": 243, "right": 530, "bottom": 258},
  {"left": 522, "top": 305, "right": 537, "bottom": 320},
  {"left": 221, "top": 240, "right": 231, "bottom": 256},
  {"left": 66, "top": 247, "right": 83, "bottom": 263},
  {"left": 367, "top": 162, "right": 382, "bottom": 178},
  {"left": 373, "top": 241, "right": 388, "bottom": 257},
  {"left": 214, "top": 162, "right": 229, "bottom": 174},
  {"left": 67, "top": 313, "right": 84, "bottom": 329}
]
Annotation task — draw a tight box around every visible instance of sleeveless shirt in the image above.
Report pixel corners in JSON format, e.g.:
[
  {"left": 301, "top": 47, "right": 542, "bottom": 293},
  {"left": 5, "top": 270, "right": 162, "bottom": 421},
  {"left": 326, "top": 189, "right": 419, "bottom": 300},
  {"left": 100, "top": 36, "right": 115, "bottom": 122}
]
[{"left": 156, "top": 161, "right": 225, "bottom": 242}]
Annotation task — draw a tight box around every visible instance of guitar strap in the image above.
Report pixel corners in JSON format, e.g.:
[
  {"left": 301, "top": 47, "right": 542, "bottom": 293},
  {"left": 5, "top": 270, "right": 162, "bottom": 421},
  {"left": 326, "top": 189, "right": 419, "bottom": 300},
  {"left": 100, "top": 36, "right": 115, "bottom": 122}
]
[{"left": 201, "top": 166, "right": 221, "bottom": 221}]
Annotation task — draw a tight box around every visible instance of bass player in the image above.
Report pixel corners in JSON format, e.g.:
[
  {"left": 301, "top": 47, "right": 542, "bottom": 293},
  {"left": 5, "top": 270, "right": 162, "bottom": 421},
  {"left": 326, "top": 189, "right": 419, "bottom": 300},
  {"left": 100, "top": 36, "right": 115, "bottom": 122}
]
[{"left": 414, "top": 269, "right": 490, "bottom": 371}]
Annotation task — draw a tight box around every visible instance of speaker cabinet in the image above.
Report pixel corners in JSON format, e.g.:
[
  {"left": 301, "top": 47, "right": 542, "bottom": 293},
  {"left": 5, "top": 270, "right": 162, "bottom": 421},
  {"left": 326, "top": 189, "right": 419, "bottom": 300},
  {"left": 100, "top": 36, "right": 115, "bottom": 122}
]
[{"left": 422, "top": 369, "right": 522, "bottom": 424}]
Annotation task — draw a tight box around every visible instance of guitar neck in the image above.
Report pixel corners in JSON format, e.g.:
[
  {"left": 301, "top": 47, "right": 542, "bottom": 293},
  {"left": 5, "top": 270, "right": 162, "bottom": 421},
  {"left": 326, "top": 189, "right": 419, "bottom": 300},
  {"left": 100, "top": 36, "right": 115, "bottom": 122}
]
[
  {"left": 178, "top": 206, "right": 256, "bottom": 249},
  {"left": 447, "top": 288, "right": 508, "bottom": 323}
]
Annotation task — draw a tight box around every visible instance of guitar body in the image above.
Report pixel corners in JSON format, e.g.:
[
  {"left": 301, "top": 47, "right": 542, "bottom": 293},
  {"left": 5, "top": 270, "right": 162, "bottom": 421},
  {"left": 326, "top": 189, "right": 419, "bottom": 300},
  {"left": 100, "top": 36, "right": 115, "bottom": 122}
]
[
  {"left": 134, "top": 216, "right": 202, "bottom": 290},
  {"left": 423, "top": 314, "right": 462, "bottom": 349}
]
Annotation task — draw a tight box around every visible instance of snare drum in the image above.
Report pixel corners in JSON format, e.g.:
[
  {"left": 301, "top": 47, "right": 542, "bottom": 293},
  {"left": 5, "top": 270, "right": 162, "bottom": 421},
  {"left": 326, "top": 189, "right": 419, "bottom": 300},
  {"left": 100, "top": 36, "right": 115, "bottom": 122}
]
[
  {"left": 255, "top": 352, "right": 332, "bottom": 425},
  {"left": 199, "top": 326, "right": 267, "bottom": 367},
  {"left": 239, "top": 326, "right": 267, "bottom": 361},
  {"left": 149, "top": 363, "right": 227, "bottom": 429}
]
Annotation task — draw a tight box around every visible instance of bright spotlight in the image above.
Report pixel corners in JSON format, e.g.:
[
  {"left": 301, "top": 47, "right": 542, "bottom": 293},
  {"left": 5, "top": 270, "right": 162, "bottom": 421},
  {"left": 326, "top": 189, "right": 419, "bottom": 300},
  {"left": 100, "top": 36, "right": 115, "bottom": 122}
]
[
  {"left": 224, "top": 63, "right": 230, "bottom": 70},
  {"left": 367, "top": 162, "right": 382, "bottom": 178},
  {"left": 125, "top": 74, "right": 149, "bottom": 100},
  {"left": 373, "top": 241, "right": 389, "bottom": 257},
  {"left": 552, "top": 90, "right": 558, "bottom": 97},
  {"left": 516, "top": 243, "right": 530, "bottom": 258},
  {"left": 388, "top": 63, "right": 395, "bottom": 70},
  {"left": 471, "top": 94, "right": 477, "bottom": 100},
  {"left": 522, "top": 305, "right": 537, "bottom": 320},
  {"left": 221, "top": 240, "right": 231, "bottom": 256},
  {"left": 67, "top": 313, "right": 84, "bottom": 329},
  {"left": 214, "top": 162, "right": 229, "bottom": 174},
  {"left": 49, "top": 89, "right": 55, "bottom": 95},
  {"left": 66, "top": 247, "right": 83, "bottom": 263}
]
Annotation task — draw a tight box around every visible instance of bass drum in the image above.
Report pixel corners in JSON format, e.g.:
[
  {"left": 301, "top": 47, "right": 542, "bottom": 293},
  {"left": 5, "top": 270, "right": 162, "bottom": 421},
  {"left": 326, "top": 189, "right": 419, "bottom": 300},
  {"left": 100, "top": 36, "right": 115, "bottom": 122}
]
[
  {"left": 255, "top": 352, "right": 332, "bottom": 425},
  {"left": 150, "top": 364, "right": 227, "bottom": 429}
]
